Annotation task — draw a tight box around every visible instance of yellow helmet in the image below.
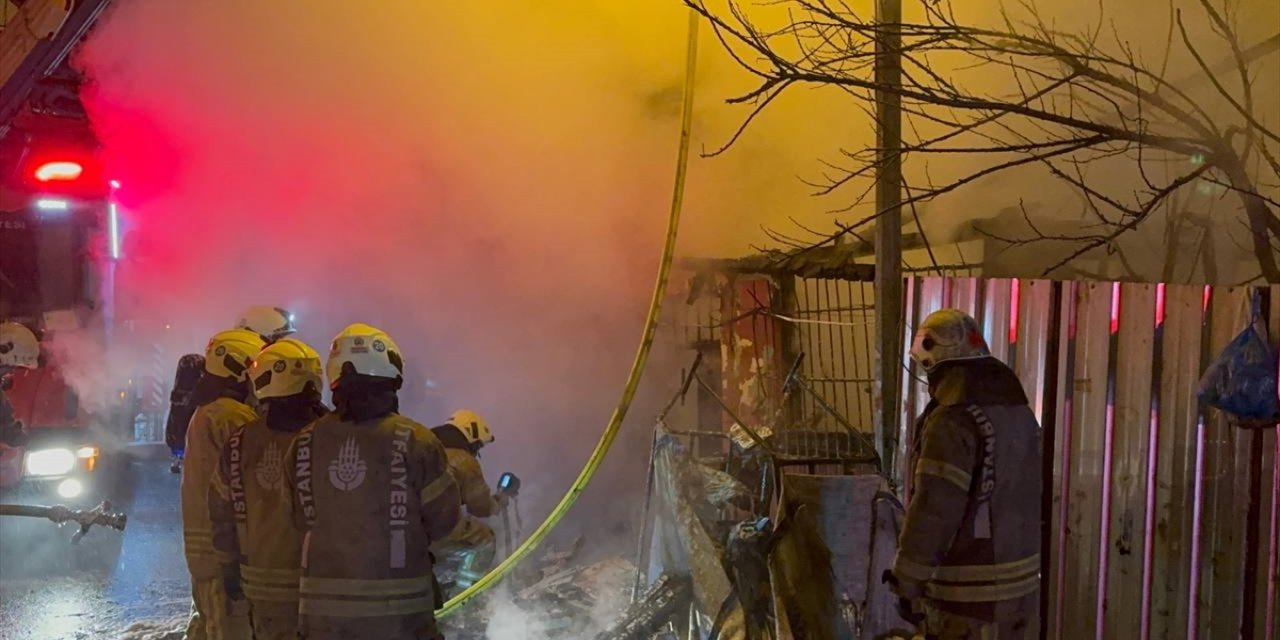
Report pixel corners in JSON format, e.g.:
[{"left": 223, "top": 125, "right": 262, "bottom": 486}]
[
  {"left": 326, "top": 323, "right": 404, "bottom": 389},
  {"left": 250, "top": 338, "right": 323, "bottom": 400},
  {"left": 447, "top": 409, "right": 494, "bottom": 445},
  {"left": 0, "top": 322, "right": 40, "bottom": 369},
  {"left": 204, "top": 329, "right": 266, "bottom": 382}
]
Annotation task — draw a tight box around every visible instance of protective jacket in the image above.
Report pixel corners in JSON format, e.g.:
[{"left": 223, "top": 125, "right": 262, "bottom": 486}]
[
  {"left": 287, "top": 412, "right": 461, "bottom": 638},
  {"left": 210, "top": 400, "right": 326, "bottom": 616},
  {"left": 431, "top": 425, "right": 498, "bottom": 521},
  {"left": 183, "top": 393, "right": 257, "bottom": 580},
  {"left": 894, "top": 357, "right": 1042, "bottom": 621}
]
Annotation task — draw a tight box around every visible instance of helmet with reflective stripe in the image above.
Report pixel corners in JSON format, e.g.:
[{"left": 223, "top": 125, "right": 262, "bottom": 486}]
[
  {"left": 326, "top": 323, "right": 404, "bottom": 389},
  {"left": 0, "top": 322, "right": 39, "bottom": 369},
  {"left": 235, "top": 306, "right": 296, "bottom": 343},
  {"left": 910, "top": 308, "right": 991, "bottom": 371},
  {"left": 446, "top": 409, "right": 494, "bottom": 446},
  {"left": 250, "top": 338, "right": 323, "bottom": 399},
  {"left": 204, "top": 329, "right": 266, "bottom": 382}
]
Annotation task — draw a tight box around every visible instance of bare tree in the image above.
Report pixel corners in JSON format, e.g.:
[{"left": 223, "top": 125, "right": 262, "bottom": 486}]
[{"left": 688, "top": 0, "right": 1280, "bottom": 281}]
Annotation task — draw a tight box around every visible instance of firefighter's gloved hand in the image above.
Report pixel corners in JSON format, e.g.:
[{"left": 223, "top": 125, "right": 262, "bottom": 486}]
[
  {"left": 496, "top": 472, "right": 520, "bottom": 497},
  {"left": 882, "top": 569, "right": 925, "bottom": 625},
  {"left": 221, "top": 563, "right": 244, "bottom": 607}
]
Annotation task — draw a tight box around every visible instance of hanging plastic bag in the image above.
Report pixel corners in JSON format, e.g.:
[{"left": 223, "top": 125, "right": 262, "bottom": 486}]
[{"left": 1196, "top": 292, "right": 1279, "bottom": 428}]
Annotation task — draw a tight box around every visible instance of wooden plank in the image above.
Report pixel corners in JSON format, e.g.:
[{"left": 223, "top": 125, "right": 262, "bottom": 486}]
[
  {"left": 1046, "top": 281, "right": 1075, "bottom": 639},
  {"left": 1036, "top": 281, "right": 1064, "bottom": 639},
  {"left": 1061, "top": 281, "right": 1114, "bottom": 639},
  {"left": 1015, "top": 280, "right": 1053, "bottom": 422},
  {"left": 1263, "top": 424, "right": 1278, "bottom": 640},
  {"left": 1199, "top": 287, "right": 1251, "bottom": 639},
  {"left": 1254, "top": 285, "right": 1280, "bottom": 639},
  {"left": 1102, "top": 283, "right": 1156, "bottom": 638},
  {"left": 949, "top": 277, "right": 981, "bottom": 317},
  {"left": 1150, "top": 284, "right": 1206, "bottom": 640},
  {"left": 982, "top": 278, "right": 1012, "bottom": 363},
  {"left": 899, "top": 277, "right": 922, "bottom": 495}
]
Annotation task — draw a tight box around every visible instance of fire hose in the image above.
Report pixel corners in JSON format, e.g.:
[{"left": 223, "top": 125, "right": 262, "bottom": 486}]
[
  {"left": 0, "top": 502, "right": 128, "bottom": 543},
  {"left": 437, "top": 9, "right": 700, "bottom": 617}
]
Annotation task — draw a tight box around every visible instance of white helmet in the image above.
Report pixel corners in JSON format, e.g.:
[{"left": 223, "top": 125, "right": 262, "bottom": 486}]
[
  {"left": 204, "top": 329, "right": 267, "bottom": 382},
  {"left": 0, "top": 322, "right": 40, "bottom": 369},
  {"left": 235, "top": 306, "right": 296, "bottom": 343},
  {"left": 909, "top": 309, "right": 991, "bottom": 371},
  {"left": 447, "top": 409, "right": 494, "bottom": 446},
  {"left": 326, "top": 323, "right": 404, "bottom": 389},
  {"left": 250, "top": 338, "right": 323, "bottom": 400}
]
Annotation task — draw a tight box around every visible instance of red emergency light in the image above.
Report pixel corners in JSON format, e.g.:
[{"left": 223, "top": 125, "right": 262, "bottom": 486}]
[{"left": 34, "top": 161, "right": 85, "bottom": 182}]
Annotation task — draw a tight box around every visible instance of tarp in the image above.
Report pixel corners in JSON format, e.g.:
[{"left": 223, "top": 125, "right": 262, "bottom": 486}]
[
  {"left": 644, "top": 425, "right": 911, "bottom": 639},
  {"left": 646, "top": 426, "right": 747, "bottom": 638},
  {"left": 769, "top": 473, "right": 911, "bottom": 639}
]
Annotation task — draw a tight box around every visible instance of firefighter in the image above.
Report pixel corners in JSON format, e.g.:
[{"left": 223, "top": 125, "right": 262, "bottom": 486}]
[
  {"left": 167, "top": 307, "right": 295, "bottom": 473},
  {"left": 429, "top": 409, "right": 504, "bottom": 592},
  {"left": 209, "top": 338, "right": 327, "bottom": 640},
  {"left": 167, "top": 354, "right": 206, "bottom": 473},
  {"left": 183, "top": 329, "right": 265, "bottom": 640},
  {"left": 286, "top": 323, "right": 461, "bottom": 640},
  {"left": 888, "top": 309, "right": 1041, "bottom": 639},
  {"left": 0, "top": 321, "right": 40, "bottom": 448}
]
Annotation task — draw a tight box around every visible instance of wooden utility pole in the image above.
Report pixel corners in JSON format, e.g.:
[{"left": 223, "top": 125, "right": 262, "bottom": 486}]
[{"left": 873, "top": 0, "right": 904, "bottom": 480}]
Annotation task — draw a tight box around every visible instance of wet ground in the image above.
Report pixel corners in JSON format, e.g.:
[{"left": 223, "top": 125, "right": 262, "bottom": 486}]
[{"left": 0, "top": 446, "right": 189, "bottom": 639}]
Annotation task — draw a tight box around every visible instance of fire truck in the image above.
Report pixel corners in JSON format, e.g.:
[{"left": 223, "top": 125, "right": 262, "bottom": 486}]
[{"left": 1, "top": 0, "right": 130, "bottom": 504}]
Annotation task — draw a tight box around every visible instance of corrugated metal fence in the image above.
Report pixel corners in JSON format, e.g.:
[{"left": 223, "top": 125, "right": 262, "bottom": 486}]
[{"left": 902, "top": 278, "right": 1280, "bottom": 640}]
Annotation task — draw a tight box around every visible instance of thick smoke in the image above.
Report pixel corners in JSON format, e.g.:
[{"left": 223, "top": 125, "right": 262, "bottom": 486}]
[
  {"left": 66, "top": 0, "right": 1277, "bottom": 560},
  {"left": 73, "top": 1, "right": 738, "bottom": 550},
  {"left": 71, "top": 0, "right": 872, "bottom": 556}
]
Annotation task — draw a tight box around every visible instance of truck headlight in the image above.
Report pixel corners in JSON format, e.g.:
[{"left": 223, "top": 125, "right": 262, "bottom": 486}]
[{"left": 24, "top": 448, "right": 76, "bottom": 477}]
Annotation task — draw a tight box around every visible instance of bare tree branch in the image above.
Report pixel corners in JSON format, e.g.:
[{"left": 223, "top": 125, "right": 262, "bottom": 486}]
[{"left": 689, "top": 0, "right": 1280, "bottom": 282}]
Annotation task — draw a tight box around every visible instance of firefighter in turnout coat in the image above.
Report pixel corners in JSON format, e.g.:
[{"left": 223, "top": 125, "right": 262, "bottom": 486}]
[
  {"left": 890, "top": 309, "right": 1042, "bottom": 639},
  {"left": 430, "top": 409, "right": 501, "bottom": 591},
  {"left": 210, "top": 339, "right": 328, "bottom": 640},
  {"left": 183, "top": 329, "right": 265, "bottom": 640},
  {"left": 286, "top": 323, "right": 461, "bottom": 640}
]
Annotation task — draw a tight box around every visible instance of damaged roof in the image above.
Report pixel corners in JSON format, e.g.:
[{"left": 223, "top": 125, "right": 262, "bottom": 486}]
[{"left": 680, "top": 243, "right": 878, "bottom": 281}]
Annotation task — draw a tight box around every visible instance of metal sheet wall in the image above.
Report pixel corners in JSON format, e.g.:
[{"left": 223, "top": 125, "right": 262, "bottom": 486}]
[
  {"left": 901, "top": 279, "right": 1280, "bottom": 639},
  {"left": 676, "top": 270, "right": 1278, "bottom": 636}
]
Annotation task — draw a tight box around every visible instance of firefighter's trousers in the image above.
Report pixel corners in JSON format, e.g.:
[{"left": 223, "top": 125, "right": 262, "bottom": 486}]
[
  {"left": 185, "top": 577, "right": 250, "bottom": 640},
  {"left": 248, "top": 608, "right": 297, "bottom": 640},
  {"left": 298, "top": 616, "right": 443, "bottom": 640},
  {"left": 922, "top": 593, "right": 1039, "bottom": 640}
]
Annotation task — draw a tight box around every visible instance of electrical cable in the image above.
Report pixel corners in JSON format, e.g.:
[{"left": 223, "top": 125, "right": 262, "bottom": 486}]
[{"left": 437, "top": 9, "right": 701, "bottom": 617}]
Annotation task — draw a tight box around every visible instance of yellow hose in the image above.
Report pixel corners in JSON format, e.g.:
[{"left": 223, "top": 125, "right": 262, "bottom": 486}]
[{"left": 438, "top": 9, "right": 701, "bottom": 617}]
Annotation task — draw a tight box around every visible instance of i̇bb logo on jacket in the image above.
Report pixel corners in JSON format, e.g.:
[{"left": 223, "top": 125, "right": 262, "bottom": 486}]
[
  {"left": 328, "top": 437, "right": 368, "bottom": 491},
  {"left": 256, "top": 441, "right": 284, "bottom": 492}
]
